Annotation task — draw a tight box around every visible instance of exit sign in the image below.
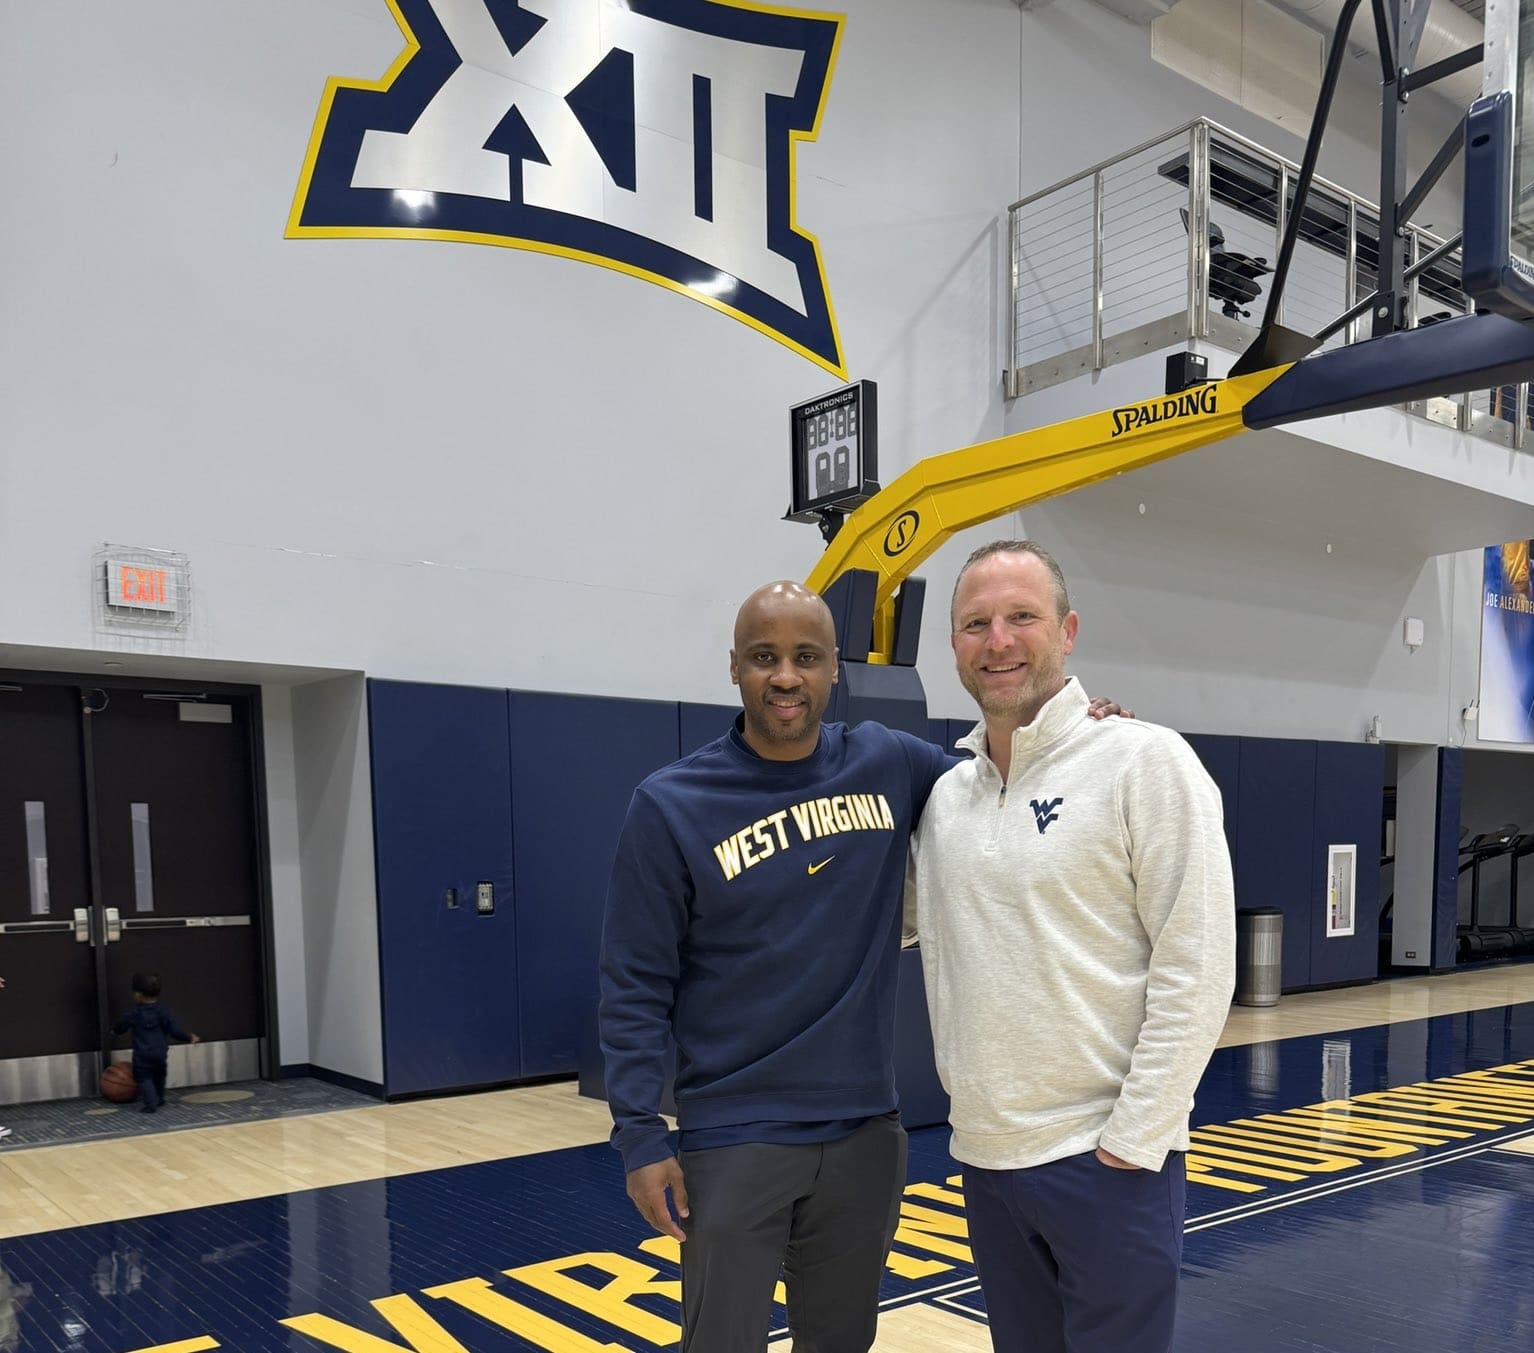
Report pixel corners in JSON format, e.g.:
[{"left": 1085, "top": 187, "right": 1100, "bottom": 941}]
[{"left": 106, "top": 558, "right": 181, "bottom": 613}]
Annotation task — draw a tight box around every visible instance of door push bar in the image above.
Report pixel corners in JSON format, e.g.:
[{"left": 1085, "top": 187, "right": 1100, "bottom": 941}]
[{"left": 0, "top": 910, "right": 250, "bottom": 943}]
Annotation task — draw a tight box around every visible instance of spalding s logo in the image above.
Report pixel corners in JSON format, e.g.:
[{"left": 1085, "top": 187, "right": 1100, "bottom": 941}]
[
  {"left": 883, "top": 511, "right": 919, "bottom": 556},
  {"left": 288, "top": 0, "right": 847, "bottom": 375}
]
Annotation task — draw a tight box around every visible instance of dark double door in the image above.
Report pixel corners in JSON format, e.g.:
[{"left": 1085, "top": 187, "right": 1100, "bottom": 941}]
[{"left": 0, "top": 677, "right": 267, "bottom": 1103}]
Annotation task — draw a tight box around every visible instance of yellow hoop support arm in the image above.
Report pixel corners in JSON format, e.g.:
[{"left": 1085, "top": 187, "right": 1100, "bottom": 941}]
[{"left": 805, "top": 365, "right": 1291, "bottom": 660}]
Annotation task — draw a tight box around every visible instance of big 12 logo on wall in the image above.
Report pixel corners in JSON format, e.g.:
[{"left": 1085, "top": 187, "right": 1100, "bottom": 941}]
[{"left": 288, "top": 0, "right": 847, "bottom": 375}]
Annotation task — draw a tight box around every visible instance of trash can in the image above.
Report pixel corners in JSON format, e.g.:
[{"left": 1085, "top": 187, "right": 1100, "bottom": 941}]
[{"left": 1235, "top": 907, "right": 1283, "bottom": 1007}]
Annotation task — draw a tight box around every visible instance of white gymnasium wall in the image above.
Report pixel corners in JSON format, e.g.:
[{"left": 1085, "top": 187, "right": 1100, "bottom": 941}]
[
  {"left": 0, "top": 0, "right": 1020, "bottom": 714},
  {"left": 915, "top": 335, "right": 1534, "bottom": 741},
  {"left": 0, "top": 0, "right": 1505, "bottom": 737},
  {"left": 289, "top": 674, "right": 382, "bottom": 1086},
  {"left": 893, "top": 1, "right": 1530, "bottom": 745},
  {"left": 1016, "top": 1, "right": 1466, "bottom": 232},
  {"left": 259, "top": 684, "right": 311, "bottom": 1068},
  {"left": 914, "top": 496, "right": 1462, "bottom": 742}
]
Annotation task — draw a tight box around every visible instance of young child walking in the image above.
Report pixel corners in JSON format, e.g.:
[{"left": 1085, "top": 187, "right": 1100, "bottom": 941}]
[{"left": 113, "top": 973, "right": 198, "bottom": 1112}]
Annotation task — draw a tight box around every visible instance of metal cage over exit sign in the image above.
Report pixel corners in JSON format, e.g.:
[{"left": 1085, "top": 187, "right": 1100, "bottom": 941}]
[{"left": 96, "top": 545, "right": 191, "bottom": 633}]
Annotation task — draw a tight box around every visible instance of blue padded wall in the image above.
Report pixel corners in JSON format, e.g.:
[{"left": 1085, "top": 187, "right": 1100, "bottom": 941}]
[
  {"left": 924, "top": 718, "right": 974, "bottom": 759},
  {"left": 368, "top": 680, "right": 518, "bottom": 1097},
  {"left": 1236, "top": 738, "right": 1318, "bottom": 990},
  {"left": 1309, "top": 743, "right": 1384, "bottom": 986},
  {"left": 1185, "top": 733, "right": 1241, "bottom": 863},
  {"left": 946, "top": 719, "right": 975, "bottom": 757},
  {"left": 679, "top": 701, "right": 737, "bottom": 755},
  {"left": 508, "top": 692, "right": 680, "bottom": 1077},
  {"left": 370, "top": 671, "right": 1390, "bottom": 1105},
  {"left": 894, "top": 947, "right": 948, "bottom": 1129},
  {"left": 1433, "top": 749, "right": 1464, "bottom": 971}
]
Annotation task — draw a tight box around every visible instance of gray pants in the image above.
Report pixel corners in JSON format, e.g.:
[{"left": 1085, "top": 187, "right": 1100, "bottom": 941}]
[{"left": 678, "top": 1113, "right": 907, "bottom": 1353}]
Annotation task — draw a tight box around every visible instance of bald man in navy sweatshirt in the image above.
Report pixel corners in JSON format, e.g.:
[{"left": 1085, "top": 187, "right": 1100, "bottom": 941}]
[{"left": 600, "top": 580, "right": 1125, "bottom": 1353}]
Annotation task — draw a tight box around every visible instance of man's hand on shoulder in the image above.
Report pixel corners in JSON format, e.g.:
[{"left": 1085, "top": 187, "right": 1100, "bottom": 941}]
[
  {"left": 626, "top": 1156, "right": 690, "bottom": 1241},
  {"left": 1088, "top": 697, "right": 1135, "bottom": 720}
]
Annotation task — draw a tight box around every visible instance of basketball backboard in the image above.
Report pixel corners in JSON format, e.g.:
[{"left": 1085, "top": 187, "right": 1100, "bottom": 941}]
[{"left": 1464, "top": 0, "right": 1534, "bottom": 317}]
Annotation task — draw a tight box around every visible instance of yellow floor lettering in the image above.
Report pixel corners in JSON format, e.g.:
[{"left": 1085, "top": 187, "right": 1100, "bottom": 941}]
[
  {"left": 423, "top": 1278, "right": 629, "bottom": 1353},
  {"left": 283, "top": 1295, "right": 472, "bottom": 1353},
  {"left": 1456, "top": 1071, "right": 1534, "bottom": 1097},
  {"left": 889, "top": 1183, "right": 964, "bottom": 1274},
  {"left": 1346, "top": 1092, "right": 1519, "bottom": 1126},
  {"left": 635, "top": 1238, "right": 788, "bottom": 1304},
  {"left": 1272, "top": 1110, "right": 1466, "bottom": 1144},
  {"left": 1181, "top": 1142, "right": 1310, "bottom": 1180},
  {"left": 904, "top": 1182, "right": 966, "bottom": 1209},
  {"left": 1428, "top": 1079, "right": 1534, "bottom": 1109},
  {"left": 1313, "top": 1098, "right": 1492, "bottom": 1131},
  {"left": 1227, "top": 1117, "right": 1420, "bottom": 1157},
  {"left": 1193, "top": 1125, "right": 1392, "bottom": 1164},
  {"left": 124, "top": 1341, "right": 221, "bottom": 1353},
  {"left": 1184, "top": 1156, "right": 1266, "bottom": 1193},
  {"left": 884, "top": 1248, "right": 952, "bottom": 1279},
  {"left": 1421, "top": 1091, "right": 1534, "bottom": 1117},
  {"left": 893, "top": 1203, "right": 973, "bottom": 1262},
  {"left": 1386, "top": 1089, "right": 1531, "bottom": 1123},
  {"left": 504, "top": 1254, "right": 679, "bottom": 1347}
]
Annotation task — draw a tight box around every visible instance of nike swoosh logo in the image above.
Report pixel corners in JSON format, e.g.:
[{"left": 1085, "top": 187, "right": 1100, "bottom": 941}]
[{"left": 808, "top": 857, "right": 834, "bottom": 875}]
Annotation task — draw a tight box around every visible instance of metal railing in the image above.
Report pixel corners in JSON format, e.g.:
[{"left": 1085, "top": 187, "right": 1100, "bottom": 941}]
[{"left": 1006, "top": 117, "right": 1530, "bottom": 452}]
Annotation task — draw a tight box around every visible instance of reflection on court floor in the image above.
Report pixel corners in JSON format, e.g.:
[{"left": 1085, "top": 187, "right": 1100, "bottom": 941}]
[{"left": 5, "top": 1004, "right": 1534, "bottom": 1353}]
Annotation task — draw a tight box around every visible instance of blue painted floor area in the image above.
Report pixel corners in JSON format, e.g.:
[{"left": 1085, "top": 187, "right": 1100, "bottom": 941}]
[
  {"left": 1178, "top": 1150, "right": 1534, "bottom": 1352},
  {"left": 7, "top": 1003, "right": 1534, "bottom": 1352},
  {"left": 1193, "top": 1001, "right": 1534, "bottom": 1128}
]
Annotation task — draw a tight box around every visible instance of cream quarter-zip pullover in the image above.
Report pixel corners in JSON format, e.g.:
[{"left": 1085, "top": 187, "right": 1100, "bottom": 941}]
[{"left": 910, "top": 677, "right": 1235, "bottom": 1172}]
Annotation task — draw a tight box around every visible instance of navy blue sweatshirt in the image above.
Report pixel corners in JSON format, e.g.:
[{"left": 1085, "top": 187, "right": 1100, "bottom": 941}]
[
  {"left": 113, "top": 1003, "right": 193, "bottom": 1064},
  {"left": 599, "top": 717, "right": 952, "bottom": 1172}
]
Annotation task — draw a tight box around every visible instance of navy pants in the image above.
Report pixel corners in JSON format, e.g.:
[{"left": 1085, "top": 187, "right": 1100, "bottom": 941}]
[
  {"left": 134, "top": 1058, "right": 168, "bottom": 1109},
  {"left": 964, "top": 1150, "right": 1185, "bottom": 1353}
]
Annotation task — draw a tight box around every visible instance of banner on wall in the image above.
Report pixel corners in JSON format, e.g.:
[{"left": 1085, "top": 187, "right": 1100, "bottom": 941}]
[
  {"left": 288, "top": 0, "right": 846, "bottom": 375},
  {"left": 1478, "top": 539, "right": 1534, "bottom": 743}
]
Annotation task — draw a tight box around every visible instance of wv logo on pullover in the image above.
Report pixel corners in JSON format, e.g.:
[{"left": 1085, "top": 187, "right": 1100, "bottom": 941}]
[{"left": 1029, "top": 797, "right": 1063, "bottom": 834}]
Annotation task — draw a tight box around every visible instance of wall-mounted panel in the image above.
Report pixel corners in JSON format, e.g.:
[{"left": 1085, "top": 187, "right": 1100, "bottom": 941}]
[
  {"left": 1308, "top": 742, "right": 1383, "bottom": 986},
  {"left": 368, "top": 680, "right": 517, "bottom": 1097}
]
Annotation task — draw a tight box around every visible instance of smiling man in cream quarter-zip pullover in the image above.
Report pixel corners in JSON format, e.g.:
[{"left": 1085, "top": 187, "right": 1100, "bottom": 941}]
[{"left": 909, "top": 540, "right": 1235, "bottom": 1353}]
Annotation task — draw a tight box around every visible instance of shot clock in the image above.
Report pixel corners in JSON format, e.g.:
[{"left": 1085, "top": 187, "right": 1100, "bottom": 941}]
[{"left": 785, "top": 379, "right": 879, "bottom": 525}]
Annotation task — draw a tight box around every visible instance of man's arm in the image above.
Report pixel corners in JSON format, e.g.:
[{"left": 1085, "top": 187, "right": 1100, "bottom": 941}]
[
  {"left": 598, "top": 786, "right": 692, "bottom": 1237},
  {"left": 1098, "top": 736, "right": 1236, "bottom": 1171},
  {"left": 901, "top": 842, "right": 920, "bottom": 947}
]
